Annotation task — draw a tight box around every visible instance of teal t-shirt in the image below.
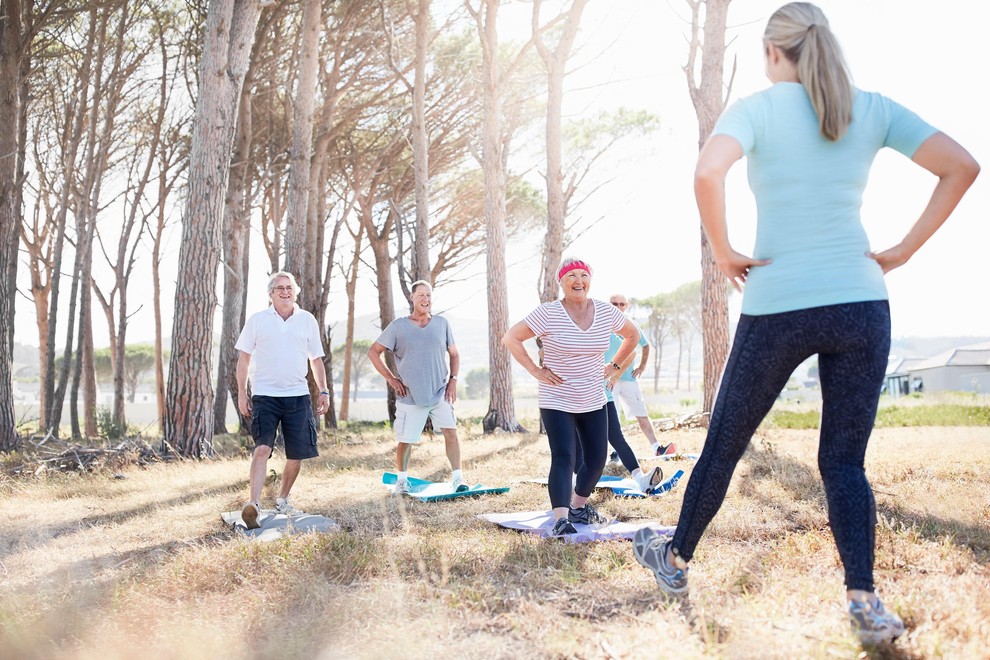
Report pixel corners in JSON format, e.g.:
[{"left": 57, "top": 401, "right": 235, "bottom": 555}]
[
  {"left": 604, "top": 328, "right": 648, "bottom": 383},
  {"left": 713, "top": 83, "right": 937, "bottom": 315}
]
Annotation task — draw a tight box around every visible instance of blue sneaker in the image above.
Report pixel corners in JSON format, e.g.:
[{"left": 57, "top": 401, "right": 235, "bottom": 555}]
[
  {"left": 849, "top": 598, "right": 905, "bottom": 644},
  {"left": 633, "top": 528, "right": 688, "bottom": 595}
]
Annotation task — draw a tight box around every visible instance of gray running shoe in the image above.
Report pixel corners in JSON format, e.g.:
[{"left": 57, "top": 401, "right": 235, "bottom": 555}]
[
  {"left": 568, "top": 502, "right": 608, "bottom": 526},
  {"left": 609, "top": 451, "right": 620, "bottom": 465},
  {"left": 241, "top": 500, "right": 261, "bottom": 530},
  {"left": 452, "top": 475, "right": 469, "bottom": 493},
  {"left": 393, "top": 480, "right": 410, "bottom": 496},
  {"left": 633, "top": 527, "right": 689, "bottom": 595},
  {"left": 551, "top": 517, "right": 578, "bottom": 536},
  {"left": 849, "top": 598, "right": 905, "bottom": 645}
]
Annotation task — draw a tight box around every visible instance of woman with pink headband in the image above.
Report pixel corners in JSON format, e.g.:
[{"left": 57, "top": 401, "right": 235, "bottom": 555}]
[{"left": 503, "top": 257, "right": 640, "bottom": 536}]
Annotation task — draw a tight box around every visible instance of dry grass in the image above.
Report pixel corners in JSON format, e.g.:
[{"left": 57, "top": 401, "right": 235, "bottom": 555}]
[{"left": 1, "top": 421, "right": 988, "bottom": 659}]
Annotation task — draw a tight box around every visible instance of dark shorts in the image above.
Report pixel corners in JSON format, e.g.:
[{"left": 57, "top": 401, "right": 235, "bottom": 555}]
[{"left": 250, "top": 395, "right": 319, "bottom": 460}]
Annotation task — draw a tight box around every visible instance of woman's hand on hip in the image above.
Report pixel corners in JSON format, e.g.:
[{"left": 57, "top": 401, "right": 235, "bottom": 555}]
[
  {"left": 716, "top": 249, "right": 771, "bottom": 292},
  {"left": 532, "top": 366, "right": 564, "bottom": 385},
  {"left": 867, "top": 244, "right": 911, "bottom": 274}
]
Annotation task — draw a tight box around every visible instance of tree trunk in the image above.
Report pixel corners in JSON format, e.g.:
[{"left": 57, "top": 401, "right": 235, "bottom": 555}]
[
  {"left": 340, "top": 224, "right": 364, "bottom": 422},
  {"left": 533, "top": 0, "right": 587, "bottom": 304},
  {"left": 283, "top": 0, "right": 320, "bottom": 301},
  {"left": 686, "top": 0, "right": 733, "bottom": 416},
  {"left": 476, "top": 0, "right": 523, "bottom": 433},
  {"left": 364, "top": 203, "right": 398, "bottom": 422},
  {"left": 411, "top": 0, "right": 431, "bottom": 282},
  {"left": 214, "top": 64, "right": 255, "bottom": 436},
  {"left": 0, "top": 0, "right": 22, "bottom": 450},
  {"left": 164, "top": 0, "right": 262, "bottom": 458}
]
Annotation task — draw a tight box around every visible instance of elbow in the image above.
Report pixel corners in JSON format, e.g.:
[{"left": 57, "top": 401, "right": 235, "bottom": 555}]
[
  {"left": 963, "top": 155, "right": 981, "bottom": 186},
  {"left": 500, "top": 332, "right": 511, "bottom": 348},
  {"left": 694, "top": 164, "right": 723, "bottom": 195}
]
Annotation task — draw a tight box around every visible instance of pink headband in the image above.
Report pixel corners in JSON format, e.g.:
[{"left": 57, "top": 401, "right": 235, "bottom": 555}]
[{"left": 557, "top": 260, "right": 592, "bottom": 282}]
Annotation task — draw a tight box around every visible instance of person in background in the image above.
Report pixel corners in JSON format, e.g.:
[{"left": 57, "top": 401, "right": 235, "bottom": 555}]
[
  {"left": 236, "top": 271, "right": 330, "bottom": 529},
  {"left": 503, "top": 258, "right": 640, "bottom": 536},
  {"left": 632, "top": 2, "right": 978, "bottom": 646},
  {"left": 606, "top": 294, "right": 676, "bottom": 458},
  {"left": 368, "top": 280, "right": 467, "bottom": 495}
]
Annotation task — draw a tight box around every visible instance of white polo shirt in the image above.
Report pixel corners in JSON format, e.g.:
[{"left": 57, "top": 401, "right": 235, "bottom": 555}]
[{"left": 235, "top": 305, "right": 325, "bottom": 397}]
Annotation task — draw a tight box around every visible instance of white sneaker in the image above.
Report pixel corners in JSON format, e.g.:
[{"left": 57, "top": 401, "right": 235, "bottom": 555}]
[
  {"left": 241, "top": 500, "right": 261, "bottom": 529},
  {"left": 635, "top": 466, "right": 663, "bottom": 493},
  {"left": 393, "top": 480, "right": 410, "bottom": 496},
  {"left": 274, "top": 496, "right": 300, "bottom": 516},
  {"left": 452, "top": 475, "right": 469, "bottom": 493}
]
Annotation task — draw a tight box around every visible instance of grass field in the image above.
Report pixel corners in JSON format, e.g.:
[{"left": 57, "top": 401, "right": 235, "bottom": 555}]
[{"left": 1, "top": 411, "right": 988, "bottom": 658}]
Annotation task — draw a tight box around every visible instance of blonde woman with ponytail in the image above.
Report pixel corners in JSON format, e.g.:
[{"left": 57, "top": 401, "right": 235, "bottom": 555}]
[{"left": 632, "top": 2, "right": 979, "bottom": 645}]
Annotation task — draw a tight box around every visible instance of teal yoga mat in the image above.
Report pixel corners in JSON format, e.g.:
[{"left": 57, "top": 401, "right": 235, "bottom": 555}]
[{"left": 382, "top": 472, "right": 509, "bottom": 501}]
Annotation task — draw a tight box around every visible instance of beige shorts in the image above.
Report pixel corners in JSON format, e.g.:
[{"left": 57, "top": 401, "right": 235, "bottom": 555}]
[
  {"left": 394, "top": 400, "right": 457, "bottom": 443},
  {"left": 612, "top": 380, "right": 649, "bottom": 418}
]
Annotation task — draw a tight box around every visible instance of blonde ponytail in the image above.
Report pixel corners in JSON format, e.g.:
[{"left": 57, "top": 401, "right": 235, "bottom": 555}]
[{"left": 764, "top": 3, "right": 853, "bottom": 141}]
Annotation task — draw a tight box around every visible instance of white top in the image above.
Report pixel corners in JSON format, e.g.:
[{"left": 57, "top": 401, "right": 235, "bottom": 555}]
[
  {"left": 523, "top": 299, "right": 626, "bottom": 413},
  {"left": 235, "top": 305, "right": 325, "bottom": 397}
]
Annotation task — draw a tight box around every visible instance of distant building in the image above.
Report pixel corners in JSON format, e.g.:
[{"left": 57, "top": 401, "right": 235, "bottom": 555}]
[
  {"left": 886, "top": 342, "right": 990, "bottom": 396},
  {"left": 884, "top": 357, "right": 927, "bottom": 398},
  {"left": 906, "top": 342, "right": 990, "bottom": 394}
]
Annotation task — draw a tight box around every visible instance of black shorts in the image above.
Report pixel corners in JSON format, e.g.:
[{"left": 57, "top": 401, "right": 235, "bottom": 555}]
[{"left": 250, "top": 395, "right": 319, "bottom": 460}]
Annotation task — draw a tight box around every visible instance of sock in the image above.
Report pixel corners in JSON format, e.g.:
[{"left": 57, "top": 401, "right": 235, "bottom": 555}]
[
  {"left": 452, "top": 469, "right": 462, "bottom": 481},
  {"left": 651, "top": 442, "right": 661, "bottom": 452},
  {"left": 631, "top": 468, "right": 644, "bottom": 478},
  {"left": 397, "top": 471, "right": 408, "bottom": 483}
]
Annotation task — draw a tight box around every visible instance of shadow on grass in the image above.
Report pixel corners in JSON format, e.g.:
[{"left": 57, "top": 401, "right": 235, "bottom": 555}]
[
  {"left": 0, "top": 478, "right": 246, "bottom": 562},
  {"left": 741, "top": 443, "right": 990, "bottom": 563}
]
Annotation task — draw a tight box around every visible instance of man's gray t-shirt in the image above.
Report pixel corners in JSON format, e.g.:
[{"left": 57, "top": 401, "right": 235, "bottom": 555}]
[{"left": 375, "top": 316, "right": 455, "bottom": 406}]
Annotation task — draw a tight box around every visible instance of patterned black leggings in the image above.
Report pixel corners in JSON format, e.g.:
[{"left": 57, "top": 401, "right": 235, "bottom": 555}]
[{"left": 671, "top": 301, "right": 890, "bottom": 592}]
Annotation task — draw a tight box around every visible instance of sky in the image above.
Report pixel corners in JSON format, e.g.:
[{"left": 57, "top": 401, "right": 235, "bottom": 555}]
[{"left": 13, "top": 0, "right": 990, "bottom": 352}]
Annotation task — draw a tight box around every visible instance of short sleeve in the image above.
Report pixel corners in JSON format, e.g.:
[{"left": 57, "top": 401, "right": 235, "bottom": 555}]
[
  {"left": 444, "top": 318, "right": 455, "bottom": 347},
  {"left": 375, "top": 321, "right": 397, "bottom": 351},
  {"left": 608, "top": 305, "right": 626, "bottom": 332},
  {"left": 307, "top": 315, "right": 325, "bottom": 359},
  {"left": 637, "top": 326, "right": 648, "bottom": 348},
  {"left": 712, "top": 97, "right": 756, "bottom": 153},
  {"left": 882, "top": 96, "right": 938, "bottom": 158},
  {"left": 234, "top": 315, "right": 256, "bottom": 354},
  {"left": 523, "top": 304, "right": 550, "bottom": 336}
]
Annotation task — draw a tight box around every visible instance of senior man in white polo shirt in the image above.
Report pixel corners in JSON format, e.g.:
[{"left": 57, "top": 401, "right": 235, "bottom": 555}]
[
  {"left": 235, "top": 271, "right": 330, "bottom": 529},
  {"left": 368, "top": 280, "right": 467, "bottom": 495}
]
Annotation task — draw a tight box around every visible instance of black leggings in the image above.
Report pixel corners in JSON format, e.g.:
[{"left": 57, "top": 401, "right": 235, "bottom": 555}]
[
  {"left": 541, "top": 406, "right": 608, "bottom": 508},
  {"left": 671, "top": 301, "right": 890, "bottom": 592},
  {"left": 574, "top": 402, "right": 640, "bottom": 475}
]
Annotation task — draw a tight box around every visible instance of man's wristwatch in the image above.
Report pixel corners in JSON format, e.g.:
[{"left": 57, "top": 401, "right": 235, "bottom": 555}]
[{"left": 319, "top": 391, "right": 330, "bottom": 396}]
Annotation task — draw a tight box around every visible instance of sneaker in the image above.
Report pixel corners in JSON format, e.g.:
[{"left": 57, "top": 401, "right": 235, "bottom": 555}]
[
  {"left": 849, "top": 598, "right": 905, "bottom": 645},
  {"left": 550, "top": 517, "right": 578, "bottom": 536},
  {"left": 393, "top": 480, "right": 410, "bottom": 496},
  {"left": 609, "top": 451, "right": 620, "bottom": 465},
  {"left": 656, "top": 443, "right": 677, "bottom": 456},
  {"left": 633, "top": 528, "right": 689, "bottom": 595},
  {"left": 241, "top": 500, "right": 261, "bottom": 530},
  {"left": 274, "top": 496, "right": 300, "bottom": 516},
  {"left": 568, "top": 502, "right": 608, "bottom": 526},
  {"left": 635, "top": 466, "right": 663, "bottom": 493},
  {"left": 452, "top": 475, "right": 469, "bottom": 493}
]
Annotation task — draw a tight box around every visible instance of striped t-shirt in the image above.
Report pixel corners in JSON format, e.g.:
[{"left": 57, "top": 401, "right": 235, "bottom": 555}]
[{"left": 524, "top": 299, "right": 626, "bottom": 413}]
